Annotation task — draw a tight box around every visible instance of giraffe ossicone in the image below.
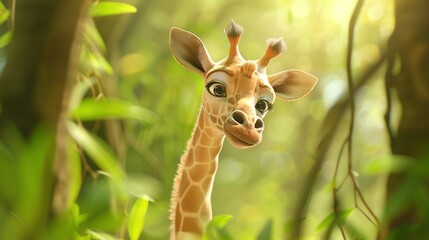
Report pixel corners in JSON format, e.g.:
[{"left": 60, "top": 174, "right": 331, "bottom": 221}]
[{"left": 169, "top": 21, "right": 317, "bottom": 239}]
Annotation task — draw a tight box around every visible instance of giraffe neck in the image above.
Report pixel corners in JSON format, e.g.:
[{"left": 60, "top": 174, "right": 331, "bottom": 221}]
[{"left": 170, "top": 108, "right": 225, "bottom": 240}]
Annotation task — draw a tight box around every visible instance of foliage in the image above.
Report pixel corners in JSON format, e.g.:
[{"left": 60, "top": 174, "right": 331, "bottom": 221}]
[
  {"left": 0, "top": 1, "right": 152, "bottom": 239},
  {"left": 381, "top": 156, "right": 429, "bottom": 239},
  {"left": 90, "top": 1, "right": 137, "bottom": 17},
  {"left": 203, "top": 215, "right": 234, "bottom": 240},
  {"left": 317, "top": 209, "right": 354, "bottom": 232},
  {"left": 0, "top": 1, "right": 11, "bottom": 48},
  {"left": 128, "top": 195, "right": 152, "bottom": 240}
]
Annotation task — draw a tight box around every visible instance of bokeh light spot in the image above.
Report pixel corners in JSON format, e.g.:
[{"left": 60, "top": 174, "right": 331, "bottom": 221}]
[
  {"left": 120, "top": 53, "right": 149, "bottom": 75},
  {"left": 322, "top": 75, "right": 346, "bottom": 108}
]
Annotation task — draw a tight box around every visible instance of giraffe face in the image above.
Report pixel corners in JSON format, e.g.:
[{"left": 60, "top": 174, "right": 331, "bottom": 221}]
[
  {"left": 202, "top": 61, "right": 275, "bottom": 148},
  {"left": 169, "top": 21, "right": 318, "bottom": 148}
]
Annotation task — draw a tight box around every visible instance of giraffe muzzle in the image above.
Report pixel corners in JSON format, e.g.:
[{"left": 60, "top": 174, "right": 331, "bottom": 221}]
[{"left": 224, "top": 110, "right": 264, "bottom": 149}]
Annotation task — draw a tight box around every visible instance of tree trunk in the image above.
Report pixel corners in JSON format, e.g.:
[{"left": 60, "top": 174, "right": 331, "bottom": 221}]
[
  {"left": 0, "top": 0, "right": 89, "bottom": 238},
  {"left": 381, "top": 0, "right": 429, "bottom": 238},
  {"left": 0, "top": 0, "right": 89, "bottom": 133}
]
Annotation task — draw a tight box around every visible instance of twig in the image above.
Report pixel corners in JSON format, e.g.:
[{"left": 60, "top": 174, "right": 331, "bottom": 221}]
[
  {"left": 384, "top": 31, "right": 397, "bottom": 147},
  {"left": 344, "top": 0, "right": 364, "bottom": 195},
  {"left": 289, "top": 36, "right": 388, "bottom": 238},
  {"left": 289, "top": 0, "right": 389, "bottom": 239},
  {"left": 334, "top": 139, "right": 348, "bottom": 186},
  {"left": 330, "top": 0, "right": 382, "bottom": 236},
  {"left": 289, "top": 51, "right": 387, "bottom": 239},
  {"left": 346, "top": 0, "right": 381, "bottom": 228},
  {"left": 326, "top": 0, "right": 366, "bottom": 237}
]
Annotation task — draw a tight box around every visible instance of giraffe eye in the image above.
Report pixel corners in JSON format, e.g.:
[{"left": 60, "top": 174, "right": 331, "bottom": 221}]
[
  {"left": 255, "top": 99, "right": 272, "bottom": 114},
  {"left": 206, "top": 81, "right": 227, "bottom": 97}
]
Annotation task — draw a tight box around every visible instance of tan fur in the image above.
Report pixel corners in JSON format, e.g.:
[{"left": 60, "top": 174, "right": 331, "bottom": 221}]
[
  {"left": 169, "top": 121, "right": 195, "bottom": 240},
  {"left": 241, "top": 61, "right": 257, "bottom": 78}
]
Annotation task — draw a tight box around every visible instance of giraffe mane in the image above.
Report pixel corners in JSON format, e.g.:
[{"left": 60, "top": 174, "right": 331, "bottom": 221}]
[{"left": 169, "top": 135, "right": 194, "bottom": 239}]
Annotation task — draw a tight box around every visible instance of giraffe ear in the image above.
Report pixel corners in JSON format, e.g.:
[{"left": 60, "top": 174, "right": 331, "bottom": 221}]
[
  {"left": 170, "top": 27, "right": 215, "bottom": 76},
  {"left": 268, "top": 69, "right": 318, "bottom": 101}
]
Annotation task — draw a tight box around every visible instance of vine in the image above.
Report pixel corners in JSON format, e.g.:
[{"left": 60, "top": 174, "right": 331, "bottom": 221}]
[{"left": 328, "top": 0, "right": 381, "bottom": 238}]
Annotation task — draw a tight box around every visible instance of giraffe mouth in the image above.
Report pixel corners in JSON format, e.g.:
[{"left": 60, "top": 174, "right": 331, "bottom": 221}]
[{"left": 224, "top": 128, "right": 261, "bottom": 149}]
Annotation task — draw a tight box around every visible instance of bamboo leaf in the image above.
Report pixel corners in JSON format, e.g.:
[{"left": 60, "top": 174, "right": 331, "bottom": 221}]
[
  {"left": 257, "top": 219, "right": 273, "bottom": 240},
  {"left": 69, "top": 77, "right": 96, "bottom": 112},
  {"left": 72, "top": 204, "right": 88, "bottom": 227},
  {"left": 65, "top": 141, "right": 82, "bottom": 209},
  {"left": 90, "top": 2, "right": 137, "bottom": 17},
  {"left": 66, "top": 121, "right": 124, "bottom": 180},
  {"left": 363, "top": 155, "right": 412, "bottom": 174},
  {"left": 128, "top": 195, "right": 153, "bottom": 240},
  {"left": 72, "top": 98, "right": 156, "bottom": 124},
  {"left": 84, "top": 22, "right": 107, "bottom": 53},
  {"left": 87, "top": 230, "right": 117, "bottom": 240},
  {"left": 210, "top": 215, "right": 233, "bottom": 229},
  {"left": 203, "top": 215, "right": 233, "bottom": 240},
  {"left": 0, "top": 30, "right": 12, "bottom": 48},
  {"left": 317, "top": 209, "right": 354, "bottom": 231},
  {"left": 0, "top": 9, "right": 10, "bottom": 25},
  {"left": 86, "top": 51, "right": 113, "bottom": 75},
  {"left": 12, "top": 125, "right": 55, "bottom": 234}
]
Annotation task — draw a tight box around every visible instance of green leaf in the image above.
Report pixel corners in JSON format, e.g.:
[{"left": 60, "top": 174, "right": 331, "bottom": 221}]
[
  {"left": 72, "top": 98, "right": 156, "bottom": 124},
  {"left": 74, "top": 233, "right": 91, "bottom": 240},
  {"left": 66, "top": 121, "right": 124, "bottom": 180},
  {"left": 210, "top": 215, "right": 233, "bottom": 229},
  {"left": 69, "top": 77, "right": 96, "bottom": 112},
  {"left": 84, "top": 22, "right": 107, "bottom": 53},
  {"left": 128, "top": 195, "right": 153, "bottom": 240},
  {"left": 203, "top": 215, "right": 233, "bottom": 240},
  {"left": 317, "top": 209, "right": 354, "bottom": 231},
  {"left": 87, "top": 230, "right": 117, "bottom": 240},
  {"left": 257, "top": 219, "right": 273, "bottom": 240},
  {"left": 3, "top": 124, "right": 55, "bottom": 239},
  {"left": 80, "top": 21, "right": 112, "bottom": 75},
  {"left": 363, "top": 155, "right": 412, "bottom": 175},
  {"left": 90, "top": 1, "right": 137, "bottom": 17},
  {"left": 86, "top": 50, "right": 113, "bottom": 75},
  {"left": 65, "top": 141, "right": 82, "bottom": 209},
  {"left": 72, "top": 204, "right": 88, "bottom": 227},
  {"left": 0, "top": 9, "right": 10, "bottom": 25},
  {"left": 0, "top": 30, "right": 12, "bottom": 48}
]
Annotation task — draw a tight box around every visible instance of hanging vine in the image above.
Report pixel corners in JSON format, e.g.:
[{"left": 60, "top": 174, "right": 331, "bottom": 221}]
[{"left": 327, "top": 0, "right": 381, "bottom": 238}]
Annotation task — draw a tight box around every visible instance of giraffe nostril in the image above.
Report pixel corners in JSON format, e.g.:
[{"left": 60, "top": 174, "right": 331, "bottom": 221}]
[
  {"left": 255, "top": 118, "right": 264, "bottom": 129},
  {"left": 231, "top": 111, "right": 246, "bottom": 125}
]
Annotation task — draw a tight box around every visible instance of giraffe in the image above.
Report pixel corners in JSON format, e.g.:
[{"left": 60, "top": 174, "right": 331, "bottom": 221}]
[{"left": 169, "top": 21, "right": 318, "bottom": 239}]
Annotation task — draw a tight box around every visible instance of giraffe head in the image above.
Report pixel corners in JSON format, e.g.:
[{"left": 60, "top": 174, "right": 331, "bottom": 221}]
[{"left": 170, "top": 21, "right": 317, "bottom": 149}]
